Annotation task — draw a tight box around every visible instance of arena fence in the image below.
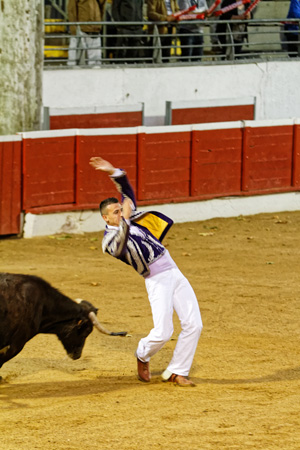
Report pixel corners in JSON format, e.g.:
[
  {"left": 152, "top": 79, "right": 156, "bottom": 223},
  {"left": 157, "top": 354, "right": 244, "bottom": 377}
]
[
  {"left": 1, "top": 119, "right": 300, "bottom": 236},
  {"left": 44, "top": 18, "right": 300, "bottom": 67}
]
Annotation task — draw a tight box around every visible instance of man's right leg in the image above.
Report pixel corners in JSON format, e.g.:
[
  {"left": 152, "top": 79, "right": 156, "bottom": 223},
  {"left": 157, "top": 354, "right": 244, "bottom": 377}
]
[
  {"left": 136, "top": 271, "right": 175, "bottom": 361},
  {"left": 67, "top": 36, "right": 79, "bottom": 66}
]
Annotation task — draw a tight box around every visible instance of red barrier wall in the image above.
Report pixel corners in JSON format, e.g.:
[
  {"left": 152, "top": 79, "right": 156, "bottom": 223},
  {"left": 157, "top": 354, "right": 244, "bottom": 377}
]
[
  {"left": 0, "top": 138, "right": 22, "bottom": 235},
  {"left": 76, "top": 131, "right": 137, "bottom": 206},
  {"left": 191, "top": 126, "right": 243, "bottom": 197},
  {"left": 1, "top": 120, "right": 300, "bottom": 236},
  {"left": 50, "top": 111, "right": 143, "bottom": 130},
  {"left": 172, "top": 105, "right": 254, "bottom": 125},
  {"left": 137, "top": 130, "right": 191, "bottom": 201},
  {"left": 23, "top": 134, "right": 76, "bottom": 209},
  {"left": 242, "top": 125, "right": 294, "bottom": 192}
]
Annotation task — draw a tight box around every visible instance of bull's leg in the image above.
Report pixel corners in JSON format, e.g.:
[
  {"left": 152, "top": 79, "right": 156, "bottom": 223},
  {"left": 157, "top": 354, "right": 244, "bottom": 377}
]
[
  {"left": 0, "top": 342, "right": 26, "bottom": 372},
  {"left": 0, "top": 345, "right": 11, "bottom": 378}
]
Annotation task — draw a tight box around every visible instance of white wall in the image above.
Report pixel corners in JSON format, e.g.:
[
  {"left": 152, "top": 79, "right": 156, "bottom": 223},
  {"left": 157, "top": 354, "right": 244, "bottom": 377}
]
[
  {"left": 43, "top": 61, "right": 300, "bottom": 126},
  {"left": 23, "top": 192, "right": 300, "bottom": 238}
]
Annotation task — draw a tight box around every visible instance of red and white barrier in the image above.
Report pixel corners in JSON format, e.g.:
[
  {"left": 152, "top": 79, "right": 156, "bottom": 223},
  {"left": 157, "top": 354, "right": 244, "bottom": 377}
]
[{"left": 1, "top": 119, "right": 300, "bottom": 237}]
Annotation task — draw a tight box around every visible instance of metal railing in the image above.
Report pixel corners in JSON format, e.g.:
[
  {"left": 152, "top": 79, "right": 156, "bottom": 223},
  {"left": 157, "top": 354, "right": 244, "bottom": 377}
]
[{"left": 44, "top": 18, "right": 300, "bottom": 67}]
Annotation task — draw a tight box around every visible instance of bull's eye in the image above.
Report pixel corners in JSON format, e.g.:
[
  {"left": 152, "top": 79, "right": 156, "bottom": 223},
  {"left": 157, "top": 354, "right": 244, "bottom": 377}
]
[{"left": 77, "top": 319, "right": 83, "bottom": 326}]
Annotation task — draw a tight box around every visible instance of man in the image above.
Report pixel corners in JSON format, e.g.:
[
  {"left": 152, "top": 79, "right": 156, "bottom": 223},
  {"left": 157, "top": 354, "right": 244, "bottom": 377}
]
[
  {"left": 112, "top": 0, "right": 144, "bottom": 63},
  {"left": 178, "top": 0, "right": 208, "bottom": 62},
  {"left": 89, "top": 156, "right": 203, "bottom": 387},
  {"left": 67, "top": 0, "right": 106, "bottom": 66},
  {"left": 147, "top": 0, "right": 180, "bottom": 62},
  {"left": 284, "top": 0, "right": 300, "bottom": 57},
  {"left": 216, "top": 0, "right": 251, "bottom": 60}
]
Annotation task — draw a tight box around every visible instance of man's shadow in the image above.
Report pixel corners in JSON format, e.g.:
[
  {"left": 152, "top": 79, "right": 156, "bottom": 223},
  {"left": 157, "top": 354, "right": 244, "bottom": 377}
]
[{"left": 192, "top": 366, "right": 300, "bottom": 385}]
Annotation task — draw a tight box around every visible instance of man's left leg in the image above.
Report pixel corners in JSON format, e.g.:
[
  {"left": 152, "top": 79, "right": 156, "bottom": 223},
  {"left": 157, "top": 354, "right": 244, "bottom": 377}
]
[{"left": 162, "top": 270, "right": 202, "bottom": 384}]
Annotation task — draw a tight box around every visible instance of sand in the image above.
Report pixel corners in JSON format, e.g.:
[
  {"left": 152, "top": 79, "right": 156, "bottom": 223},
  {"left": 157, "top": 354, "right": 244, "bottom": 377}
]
[{"left": 0, "top": 210, "right": 300, "bottom": 450}]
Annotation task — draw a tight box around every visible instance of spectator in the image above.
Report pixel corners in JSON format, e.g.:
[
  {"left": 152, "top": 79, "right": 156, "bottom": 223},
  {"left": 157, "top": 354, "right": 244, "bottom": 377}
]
[
  {"left": 207, "top": 0, "right": 222, "bottom": 53},
  {"left": 112, "top": 0, "right": 145, "bottom": 63},
  {"left": 103, "top": 1, "right": 119, "bottom": 61},
  {"left": 216, "top": 0, "right": 251, "bottom": 60},
  {"left": 147, "top": 0, "right": 180, "bottom": 62},
  {"left": 67, "top": 0, "right": 107, "bottom": 66},
  {"left": 284, "top": 0, "right": 300, "bottom": 57},
  {"left": 178, "top": 0, "right": 208, "bottom": 62}
]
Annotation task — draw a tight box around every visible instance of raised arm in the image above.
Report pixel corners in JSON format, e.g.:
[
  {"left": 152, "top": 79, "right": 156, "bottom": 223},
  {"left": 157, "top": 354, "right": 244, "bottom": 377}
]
[{"left": 90, "top": 156, "right": 137, "bottom": 209}]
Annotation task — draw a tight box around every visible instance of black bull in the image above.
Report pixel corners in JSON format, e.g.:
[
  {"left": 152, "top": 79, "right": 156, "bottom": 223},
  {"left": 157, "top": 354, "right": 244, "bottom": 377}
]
[{"left": 0, "top": 273, "right": 126, "bottom": 371}]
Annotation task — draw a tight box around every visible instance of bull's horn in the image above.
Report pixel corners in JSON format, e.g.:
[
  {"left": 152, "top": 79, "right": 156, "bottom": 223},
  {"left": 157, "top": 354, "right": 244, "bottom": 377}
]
[
  {"left": 75, "top": 299, "right": 127, "bottom": 336},
  {"left": 88, "top": 312, "right": 127, "bottom": 336}
]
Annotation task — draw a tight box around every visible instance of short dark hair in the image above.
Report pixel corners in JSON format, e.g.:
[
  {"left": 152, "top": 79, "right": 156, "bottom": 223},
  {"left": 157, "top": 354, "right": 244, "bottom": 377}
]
[{"left": 99, "top": 197, "right": 119, "bottom": 215}]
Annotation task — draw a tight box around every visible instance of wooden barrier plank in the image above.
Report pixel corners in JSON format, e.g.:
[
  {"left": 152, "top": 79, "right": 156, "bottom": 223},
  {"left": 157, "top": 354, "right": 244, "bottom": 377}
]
[
  {"left": 0, "top": 139, "right": 22, "bottom": 235},
  {"left": 23, "top": 136, "right": 76, "bottom": 209},
  {"left": 191, "top": 127, "right": 243, "bottom": 196},
  {"left": 242, "top": 125, "right": 294, "bottom": 191},
  {"left": 137, "top": 131, "right": 191, "bottom": 201},
  {"left": 76, "top": 133, "right": 137, "bottom": 206}
]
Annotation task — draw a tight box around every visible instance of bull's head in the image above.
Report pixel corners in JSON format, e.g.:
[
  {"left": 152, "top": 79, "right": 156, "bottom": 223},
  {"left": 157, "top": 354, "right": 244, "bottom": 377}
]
[{"left": 58, "top": 299, "right": 127, "bottom": 360}]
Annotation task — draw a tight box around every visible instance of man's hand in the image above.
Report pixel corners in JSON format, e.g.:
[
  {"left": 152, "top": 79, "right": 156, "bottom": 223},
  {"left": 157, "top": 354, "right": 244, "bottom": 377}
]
[{"left": 89, "top": 157, "right": 116, "bottom": 175}]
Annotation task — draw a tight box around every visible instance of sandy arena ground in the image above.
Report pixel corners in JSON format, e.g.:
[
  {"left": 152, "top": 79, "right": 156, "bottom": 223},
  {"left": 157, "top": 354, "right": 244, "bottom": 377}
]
[{"left": 0, "top": 211, "right": 300, "bottom": 450}]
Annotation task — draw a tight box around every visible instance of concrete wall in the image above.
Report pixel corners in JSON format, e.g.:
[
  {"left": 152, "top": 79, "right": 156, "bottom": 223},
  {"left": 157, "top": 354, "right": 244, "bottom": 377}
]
[
  {"left": 43, "top": 61, "right": 300, "bottom": 126},
  {"left": 0, "top": 0, "right": 43, "bottom": 135},
  {"left": 255, "top": 1, "right": 289, "bottom": 19},
  {"left": 22, "top": 191, "right": 300, "bottom": 238}
]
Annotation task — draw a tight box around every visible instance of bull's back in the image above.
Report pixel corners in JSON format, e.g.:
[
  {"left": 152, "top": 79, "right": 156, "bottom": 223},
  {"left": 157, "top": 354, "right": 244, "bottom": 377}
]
[{"left": 0, "top": 273, "right": 44, "bottom": 344}]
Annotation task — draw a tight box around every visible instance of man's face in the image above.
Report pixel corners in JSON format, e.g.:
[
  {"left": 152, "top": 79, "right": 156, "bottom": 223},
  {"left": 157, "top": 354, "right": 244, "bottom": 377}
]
[{"left": 102, "top": 202, "right": 122, "bottom": 227}]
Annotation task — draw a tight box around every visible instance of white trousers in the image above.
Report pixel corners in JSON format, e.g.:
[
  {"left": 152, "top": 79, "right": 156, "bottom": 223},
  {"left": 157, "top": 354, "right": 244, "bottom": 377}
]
[
  {"left": 136, "top": 267, "right": 203, "bottom": 377},
  {"left": 67, "top": 30, "right": 101, "bottom": 66}
]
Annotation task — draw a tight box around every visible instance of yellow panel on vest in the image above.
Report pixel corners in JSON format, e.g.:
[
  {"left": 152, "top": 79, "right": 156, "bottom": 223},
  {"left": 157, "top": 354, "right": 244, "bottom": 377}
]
[{"left": 134, "top": 214, "right": 168, "bottom": 241}]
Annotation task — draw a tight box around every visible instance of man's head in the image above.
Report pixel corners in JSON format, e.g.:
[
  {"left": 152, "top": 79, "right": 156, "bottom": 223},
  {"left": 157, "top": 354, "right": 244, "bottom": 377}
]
[{"left": 100, "top": 197, "right": 122, "bottom": 226}]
